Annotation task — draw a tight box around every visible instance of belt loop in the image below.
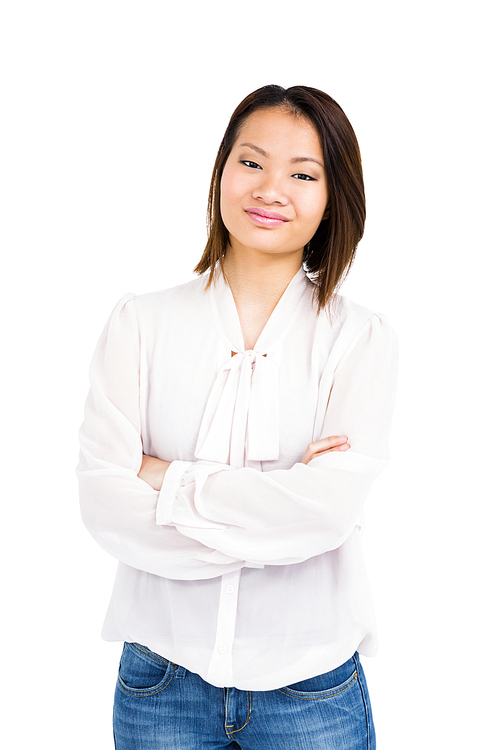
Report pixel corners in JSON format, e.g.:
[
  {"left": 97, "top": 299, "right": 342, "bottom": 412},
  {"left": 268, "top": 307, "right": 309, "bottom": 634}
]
[{"left": 175, "top": 664, "right": 186, "bottom": 679}]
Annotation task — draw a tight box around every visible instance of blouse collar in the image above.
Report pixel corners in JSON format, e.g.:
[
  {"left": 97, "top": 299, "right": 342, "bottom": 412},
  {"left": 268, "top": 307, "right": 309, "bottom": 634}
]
[
  {"left": 195, "top": 266, "right": 314, "bottom": 468},
  {"left": 208, "top": 265, "right": 313, "bottom": 356}
]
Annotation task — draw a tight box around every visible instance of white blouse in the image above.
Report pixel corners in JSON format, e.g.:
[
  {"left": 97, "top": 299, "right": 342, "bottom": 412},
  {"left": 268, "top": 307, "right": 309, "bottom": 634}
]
[{"left": 77, "top": 267, "right": 398, "bottom": 690}]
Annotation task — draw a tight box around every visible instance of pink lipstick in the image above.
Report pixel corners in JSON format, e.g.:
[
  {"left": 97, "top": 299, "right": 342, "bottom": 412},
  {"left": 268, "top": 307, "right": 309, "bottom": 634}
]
[{"left": 245, "top": 207, "right": 290, "bottom": 226}]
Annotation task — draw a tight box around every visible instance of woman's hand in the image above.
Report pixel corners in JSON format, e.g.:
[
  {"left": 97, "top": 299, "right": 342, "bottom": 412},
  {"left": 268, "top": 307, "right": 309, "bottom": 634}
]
[
  {"left": 138, "top": 454, "right": 171, "bottom": 491},
  {"left": 138, "top": 439, "right": 349, "bottom": 485},
  {"left": 301, "top": 435, "right": 350, "bottom": 465}
]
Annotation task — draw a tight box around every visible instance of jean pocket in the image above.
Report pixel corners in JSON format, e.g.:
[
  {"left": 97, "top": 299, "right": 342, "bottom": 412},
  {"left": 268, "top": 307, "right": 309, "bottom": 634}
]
[
  {"left": 117, "top": 642, "right": 175, "bottom": 697},
  {"left": 279, "top": 656, "right": 358, "bottom": 700}
]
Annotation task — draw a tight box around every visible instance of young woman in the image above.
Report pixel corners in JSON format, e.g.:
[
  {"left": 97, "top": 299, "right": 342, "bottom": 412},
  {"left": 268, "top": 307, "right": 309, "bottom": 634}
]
[{"left": 78, "top": 84, "right": 398, "bottom": 749}]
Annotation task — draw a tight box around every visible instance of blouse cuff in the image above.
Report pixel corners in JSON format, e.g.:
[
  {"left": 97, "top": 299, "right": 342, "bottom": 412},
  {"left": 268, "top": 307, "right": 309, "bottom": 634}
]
[{"left": 156, "top": 460, "right": 193, "bottom": 525}]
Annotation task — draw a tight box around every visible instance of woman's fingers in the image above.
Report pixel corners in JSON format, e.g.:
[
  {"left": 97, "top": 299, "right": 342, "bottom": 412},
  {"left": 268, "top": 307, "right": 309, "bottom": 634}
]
[
  {"left": 138, "top": 454, "right": 171, "bottom": 491},
  {"left": 301, "top": 435, "right": 350, "bottom": 465}
]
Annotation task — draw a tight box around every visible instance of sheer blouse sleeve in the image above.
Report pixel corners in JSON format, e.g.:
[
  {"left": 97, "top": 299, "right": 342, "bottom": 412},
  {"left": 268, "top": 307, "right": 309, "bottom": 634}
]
[
  {"left": 77, "top": 295, "right": 246, "bottom": 580},
  {"left": 156, "top": 313, "right": 399, "bottom": 566}
]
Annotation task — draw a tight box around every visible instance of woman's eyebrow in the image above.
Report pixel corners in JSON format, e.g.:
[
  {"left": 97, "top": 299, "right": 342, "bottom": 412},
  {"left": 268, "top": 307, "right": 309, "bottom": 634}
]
[
  {"left": 291, "top": 156, "right": 324, "bottom": 168},
  {"left": 238, "top": 142, "right": 269, "bottom": 157}
]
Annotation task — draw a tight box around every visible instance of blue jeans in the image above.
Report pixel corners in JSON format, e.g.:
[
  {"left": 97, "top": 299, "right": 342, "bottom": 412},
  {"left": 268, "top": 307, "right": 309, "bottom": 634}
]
[{"left": 113, "top": 643, "right": 376, "bottom": 749}]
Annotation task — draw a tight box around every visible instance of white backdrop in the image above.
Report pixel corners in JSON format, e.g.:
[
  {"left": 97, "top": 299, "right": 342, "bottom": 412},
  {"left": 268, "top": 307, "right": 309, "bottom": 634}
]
[{"left": 1, "top": 1, "right": 498, "bottom": 747}]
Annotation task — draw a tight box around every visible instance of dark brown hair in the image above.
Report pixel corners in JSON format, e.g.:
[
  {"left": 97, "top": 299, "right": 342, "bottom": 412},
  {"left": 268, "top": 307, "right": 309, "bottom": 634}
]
[{"left": 194, "top": 84, "right": 365, "bottom": 311}]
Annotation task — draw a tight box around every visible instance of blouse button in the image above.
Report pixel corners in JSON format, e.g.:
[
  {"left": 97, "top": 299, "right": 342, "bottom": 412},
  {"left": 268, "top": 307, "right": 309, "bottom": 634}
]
[
  {"left": 225, "top": 584, "right": 235, "bottom": 594},
  {"left": 218, "top": 644, "right": 228, "bottom": 654}
]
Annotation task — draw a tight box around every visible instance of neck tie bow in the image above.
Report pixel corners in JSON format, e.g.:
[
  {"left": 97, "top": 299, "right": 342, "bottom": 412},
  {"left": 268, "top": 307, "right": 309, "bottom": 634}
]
[{"left": 195, "top": 348, "right": 280, "bottom": 468}]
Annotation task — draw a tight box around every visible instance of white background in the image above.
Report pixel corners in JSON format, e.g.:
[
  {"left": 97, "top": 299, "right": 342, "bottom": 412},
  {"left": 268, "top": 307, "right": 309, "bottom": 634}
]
[{"left": 1, "top": 1, "right": 498, "bottom": 747}]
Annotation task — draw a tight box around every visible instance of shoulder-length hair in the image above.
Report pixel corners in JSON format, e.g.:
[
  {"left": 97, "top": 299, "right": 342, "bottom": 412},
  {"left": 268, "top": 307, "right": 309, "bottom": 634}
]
[{"left": 194, "top": 84, "right": 365, "bottom": 311}]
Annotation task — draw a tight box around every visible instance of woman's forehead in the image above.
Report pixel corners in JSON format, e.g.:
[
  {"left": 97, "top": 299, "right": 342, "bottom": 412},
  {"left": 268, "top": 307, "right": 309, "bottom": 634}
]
[{"left": 234, "top": 108, "right": 322, "bottom": 157}]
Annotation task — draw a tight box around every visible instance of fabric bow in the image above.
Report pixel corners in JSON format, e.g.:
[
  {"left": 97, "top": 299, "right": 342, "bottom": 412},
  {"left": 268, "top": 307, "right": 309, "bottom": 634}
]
[{"left": 195, "top": 349, "right": 280, "bottom": 468}]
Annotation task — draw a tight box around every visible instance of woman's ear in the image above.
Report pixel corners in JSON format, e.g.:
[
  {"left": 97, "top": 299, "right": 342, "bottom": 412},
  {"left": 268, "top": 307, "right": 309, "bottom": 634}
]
[{"left": 322, "top": 204, "right": 330, "bottom": 221}]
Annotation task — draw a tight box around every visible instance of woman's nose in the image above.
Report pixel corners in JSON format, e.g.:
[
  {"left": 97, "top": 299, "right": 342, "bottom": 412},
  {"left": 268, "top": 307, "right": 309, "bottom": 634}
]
[{"left": 251, "top": 172, "right": 288, "bottom": 205}]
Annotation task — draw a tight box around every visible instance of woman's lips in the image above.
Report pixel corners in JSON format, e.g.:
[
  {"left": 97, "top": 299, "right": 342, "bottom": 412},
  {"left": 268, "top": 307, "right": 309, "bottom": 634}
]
[{"left": 245, "top": 207, "right": 290, "bottom": 226}]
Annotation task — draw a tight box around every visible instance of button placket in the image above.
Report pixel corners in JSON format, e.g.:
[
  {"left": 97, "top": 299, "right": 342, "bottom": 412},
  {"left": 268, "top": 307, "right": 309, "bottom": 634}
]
[{"left": 206, "top": 570, "right": 241, "bottom": 686}]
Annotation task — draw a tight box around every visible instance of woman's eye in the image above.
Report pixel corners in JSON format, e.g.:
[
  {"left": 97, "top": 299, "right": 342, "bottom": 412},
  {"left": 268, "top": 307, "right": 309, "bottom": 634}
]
[
  {"left": 292, "top": 173, "right": 315, "bottom": 181},
  {"left": 240, "top": 160, "right": 262, "bottom": 169}
]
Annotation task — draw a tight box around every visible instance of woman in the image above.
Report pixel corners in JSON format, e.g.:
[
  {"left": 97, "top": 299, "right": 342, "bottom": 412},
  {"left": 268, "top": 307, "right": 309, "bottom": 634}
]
[{"left": 78, "top": 84, "right": 398, "bottom": 749}]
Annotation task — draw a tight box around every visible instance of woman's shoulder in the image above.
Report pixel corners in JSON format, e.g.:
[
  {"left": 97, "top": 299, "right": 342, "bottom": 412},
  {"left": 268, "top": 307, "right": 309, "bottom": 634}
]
[
  {"left": 131, "top": 274, "right": 209, "bottom": 313},
  {"left": 325, "top": 293, "right": 392, "bottom": 334},
  {"left": 323, "top": 293, "right": 396, "bottom": 359},
  {"left": 104, "top": 276, "right": 210, "bottom": 338},
  {"left": 332, "top": 293, "right": 375, "bottom": 323}
]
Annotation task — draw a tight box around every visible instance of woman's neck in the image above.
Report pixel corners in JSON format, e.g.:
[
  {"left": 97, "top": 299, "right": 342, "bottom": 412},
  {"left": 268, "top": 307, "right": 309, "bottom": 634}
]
[
  {"left": 223, "top": 246, "right": 302, "bottom": 303},
  {"left": 222, "top": 246, "right": 303, "bottom": 350}
]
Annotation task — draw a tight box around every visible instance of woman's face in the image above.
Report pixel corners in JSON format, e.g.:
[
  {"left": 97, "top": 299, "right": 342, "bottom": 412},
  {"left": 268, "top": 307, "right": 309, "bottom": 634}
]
[{"left": 220, "top": 108, "right": 329, "bottom": 261}]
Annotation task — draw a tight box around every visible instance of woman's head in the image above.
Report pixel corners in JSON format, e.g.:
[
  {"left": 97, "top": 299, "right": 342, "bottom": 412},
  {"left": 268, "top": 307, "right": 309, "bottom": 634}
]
[{"left": 194, "top": 85, "right": 365, "bottom": 310}]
